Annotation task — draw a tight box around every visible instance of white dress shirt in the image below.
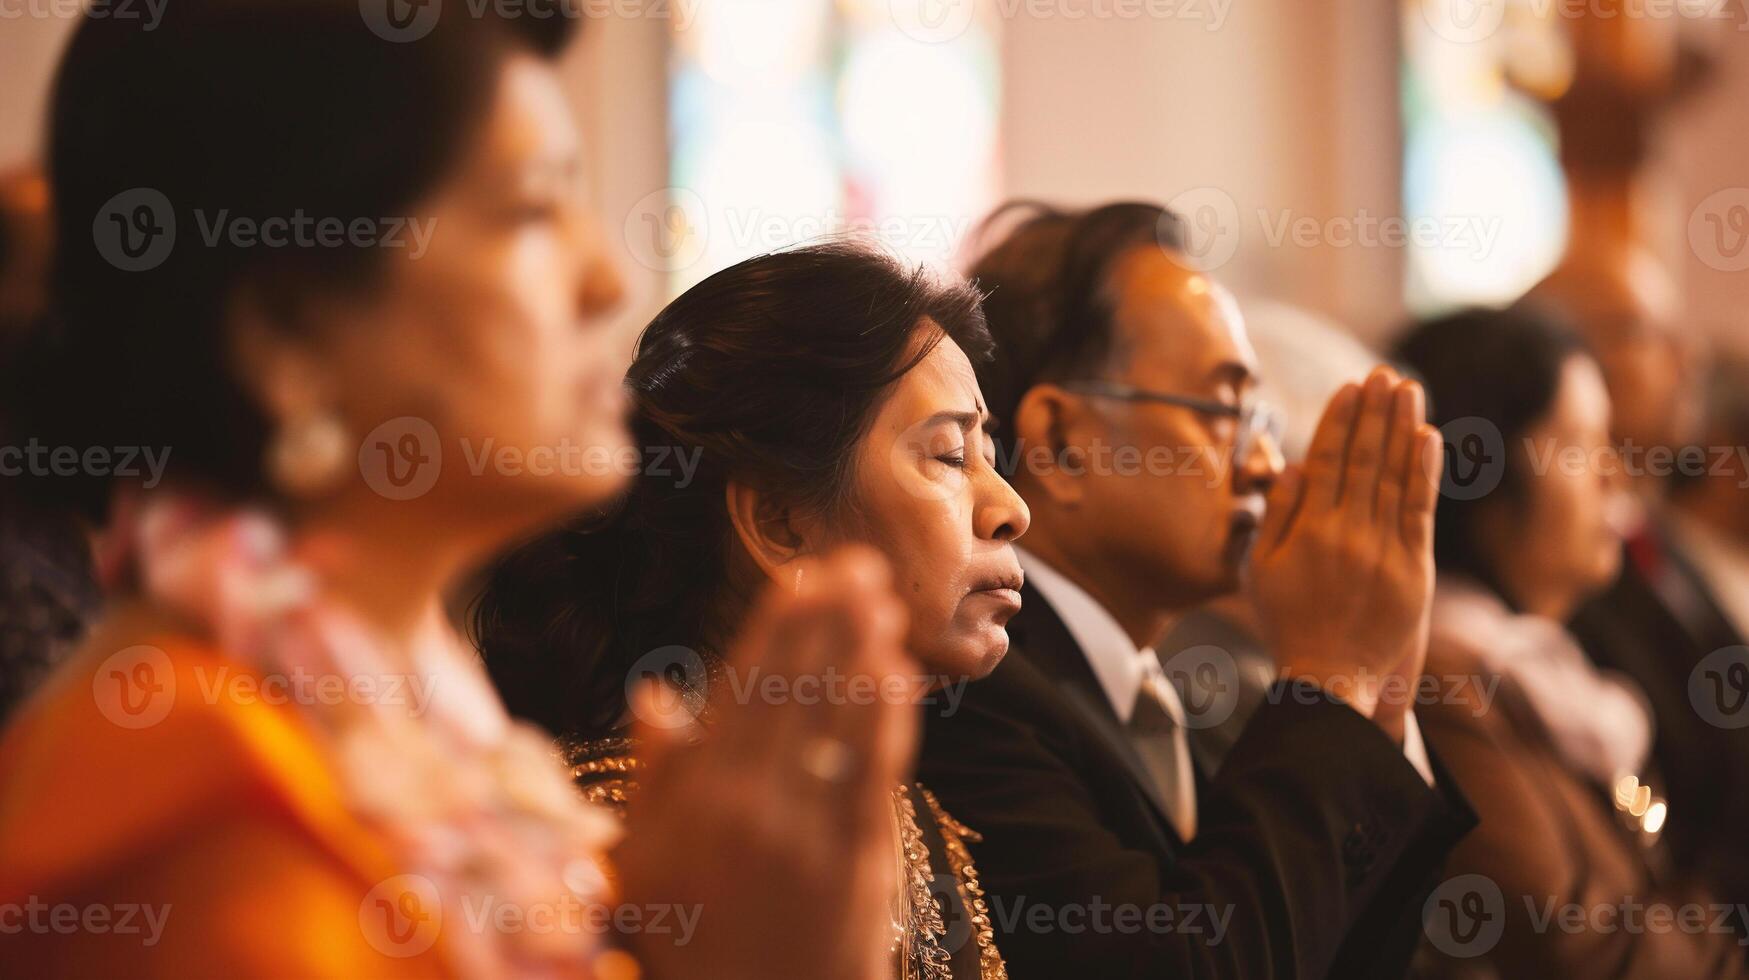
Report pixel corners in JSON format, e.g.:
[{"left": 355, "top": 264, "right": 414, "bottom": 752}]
[{"left": 1018, "top": 549, "right": 1437, "bottom": 792}]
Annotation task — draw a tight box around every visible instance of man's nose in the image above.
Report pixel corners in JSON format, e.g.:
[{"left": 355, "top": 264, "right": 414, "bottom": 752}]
[{"left": 1237, "top": 429, "right": 1284, "bottom": 493}]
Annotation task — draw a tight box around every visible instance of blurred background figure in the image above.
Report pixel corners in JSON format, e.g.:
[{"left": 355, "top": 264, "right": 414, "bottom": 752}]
[
  {"left": 0, "top": 5, "right": 925, "bottom": 979},
  {"left": 0, "top": 165, "right": 99, "bottom": 728},
  {"left": 1666, "top": 355, "right": 1749, "bottom": 642},
  {"left": 1397, "top": 306, "right": 1745, "bottom": 979},
  {"left": 1527, "top": 244, "right": 1703, "bottom": 507},
  {"left": 1565, "top": 322, "right": 1749, "bottom": 910}
]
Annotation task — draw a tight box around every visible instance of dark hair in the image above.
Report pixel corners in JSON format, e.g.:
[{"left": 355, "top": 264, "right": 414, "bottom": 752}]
[
  {"left": 0, "top": 200, "right": 13, "bottom": 279},
  {"left": 1391, "top": 305, "right": 1589, "bottom": 587},
  {"left": 6, "top": 0, "right": 576, "bottom": 522},
  {"left": 965, "top": 200, "right": 1186, "bottom": 472},
  {"left": 471, "top": 240, "right": 992, "bottom": 737}
]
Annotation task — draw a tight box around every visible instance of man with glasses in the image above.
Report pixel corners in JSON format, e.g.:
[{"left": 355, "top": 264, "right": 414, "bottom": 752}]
[{"left": 918, "top": 202, "right": 1475, "bottom": 978}]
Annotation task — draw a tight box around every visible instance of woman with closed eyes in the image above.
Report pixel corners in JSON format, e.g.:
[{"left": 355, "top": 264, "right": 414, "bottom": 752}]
[{"left": 474, "top": 240, "right": 1032, "bottom": 980}]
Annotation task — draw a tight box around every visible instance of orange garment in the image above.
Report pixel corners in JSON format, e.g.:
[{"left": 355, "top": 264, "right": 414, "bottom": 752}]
[{"left": 0, "top": 631, "right": 449, "bottom": 978}]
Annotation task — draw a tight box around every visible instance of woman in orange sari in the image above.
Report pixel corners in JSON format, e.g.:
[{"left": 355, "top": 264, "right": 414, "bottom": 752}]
[{"left": 0, "top": 3, "right": 917, "bottom": 977}]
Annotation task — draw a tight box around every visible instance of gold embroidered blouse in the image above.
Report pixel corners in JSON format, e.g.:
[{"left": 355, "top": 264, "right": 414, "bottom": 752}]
[{"left": 558, "top": 734, "right": 1007, "bottom": 980}]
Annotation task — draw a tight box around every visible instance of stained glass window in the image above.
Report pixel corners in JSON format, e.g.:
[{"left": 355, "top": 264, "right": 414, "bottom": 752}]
[
  {"left": 1402, "top": 0, "right": 1571, "bottom": 312},
  {"left": 658, "top": 0, "right": 1001, "bottom": 295}
]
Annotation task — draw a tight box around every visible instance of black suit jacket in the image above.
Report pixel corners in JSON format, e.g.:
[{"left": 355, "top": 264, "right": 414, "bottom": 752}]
[
  {"left": 1570, "top": 527, "right": 1749, "bottom": 907},
  {"left": 919, "top": 582, "right": 1475, "bottom": 979}
]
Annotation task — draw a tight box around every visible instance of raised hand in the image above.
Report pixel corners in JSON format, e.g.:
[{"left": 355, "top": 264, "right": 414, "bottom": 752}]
[
  {"left": 614, "top": 546, "right": 918, "bottom": 980},
  {"left": 1248, "top": 365, "right": 1443, "bottom": 736}
]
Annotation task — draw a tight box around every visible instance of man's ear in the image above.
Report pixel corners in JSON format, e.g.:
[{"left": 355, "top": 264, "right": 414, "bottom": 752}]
[
  {"left": 1012, "top": 383, "right": 1093, "bottom": 508},
  {"left": 725, "top": 479, "right": 816, "bottom": 583}
]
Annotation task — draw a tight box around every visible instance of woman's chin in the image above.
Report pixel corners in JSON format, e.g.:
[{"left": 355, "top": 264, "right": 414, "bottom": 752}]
[{"left": 959, "top": 624, "right": 1012, "bottom": 680}]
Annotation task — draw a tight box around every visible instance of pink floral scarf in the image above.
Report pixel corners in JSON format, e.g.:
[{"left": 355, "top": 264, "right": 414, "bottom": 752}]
[{"left": 110, "top": 493, "right": 621, "bottom": 978}]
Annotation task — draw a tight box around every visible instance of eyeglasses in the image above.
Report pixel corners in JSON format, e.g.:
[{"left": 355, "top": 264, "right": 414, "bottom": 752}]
[{"left": 1060, "top": 379, "right": 1284, "bottom": 462}]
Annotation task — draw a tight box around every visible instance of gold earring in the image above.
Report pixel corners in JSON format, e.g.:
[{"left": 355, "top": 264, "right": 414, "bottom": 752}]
[{"left": 267, "top": 411, "right": 349, "bottom": 497}]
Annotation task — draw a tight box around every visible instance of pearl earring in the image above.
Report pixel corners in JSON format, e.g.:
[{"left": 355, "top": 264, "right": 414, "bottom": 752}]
[{"left": 267, "top": 411, "right": 349, "bottom": 497}]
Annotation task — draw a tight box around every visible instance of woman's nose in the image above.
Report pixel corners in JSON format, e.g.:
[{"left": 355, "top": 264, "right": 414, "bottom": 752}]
[{"left": 976, "top": 471, "right": 1031, "bottom": 542}]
